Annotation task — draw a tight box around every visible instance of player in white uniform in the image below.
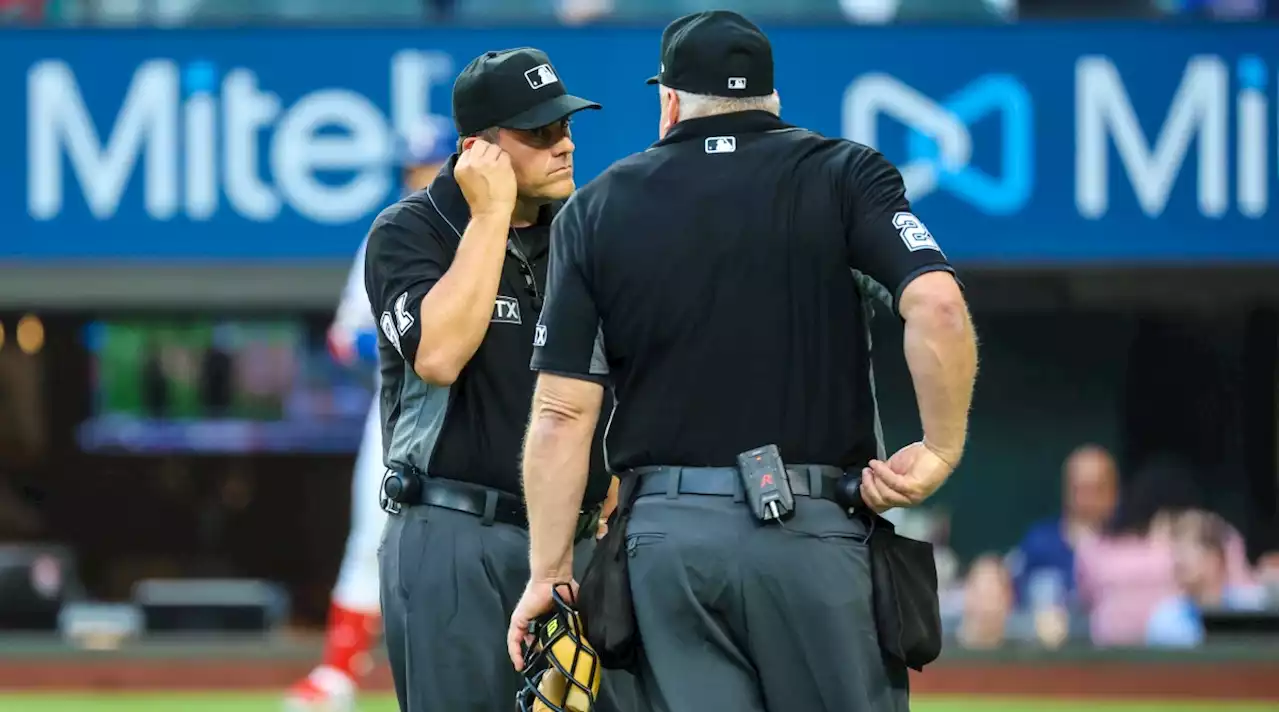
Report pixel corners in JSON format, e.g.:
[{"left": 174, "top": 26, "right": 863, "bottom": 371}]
[{"left": 286, "top": 117, "right": 457, "bottom": 712}]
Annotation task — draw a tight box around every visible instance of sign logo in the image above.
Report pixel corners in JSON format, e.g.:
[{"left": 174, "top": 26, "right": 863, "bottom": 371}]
[
  {"left": 1075, "top": 55, "right": 1269, "bottom": 220},
  {"left": 843, "top": 73, "right": 1034, "bottom": 216},
  {"left": 26, "top": 50, "right": 453, "bottom": 225},
  {"left": 525, "top": 64, "right": 559, "bottom": 90},
  {"left": 493, "top": 296, "right": 522, "bottom": 325},
  {"left": 705, "top": 136, "right": 736, "bottom": 154}
]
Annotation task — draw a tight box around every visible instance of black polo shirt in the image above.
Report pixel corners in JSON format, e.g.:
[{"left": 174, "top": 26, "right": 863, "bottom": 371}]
[
  {"left": 364, "top": 155, "right": 612, "bottom": 502},
  {"left": 531, "top": 110, "right": 957, "bottom": 472}
]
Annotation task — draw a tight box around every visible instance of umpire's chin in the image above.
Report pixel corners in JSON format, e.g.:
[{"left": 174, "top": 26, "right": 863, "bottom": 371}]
[
  {"left": 518, "top": 167, "right": 576, "bottom": 204},
  {"left": 540, "top": 166, "right": 577, "bottom": 200}
]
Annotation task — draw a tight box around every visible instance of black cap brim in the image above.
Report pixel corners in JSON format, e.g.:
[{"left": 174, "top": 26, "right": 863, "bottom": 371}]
[
  {"left": 499, "top": 94, "right": 601, "bottom": 130},
  {"left": 645, "top": 75, "right": 660, "bottom": 85}
]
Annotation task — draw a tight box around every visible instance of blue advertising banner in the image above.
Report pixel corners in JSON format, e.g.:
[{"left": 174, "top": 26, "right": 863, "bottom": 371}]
[{"left": 0, "top": 25, "right": 1274, "bottom": 263}]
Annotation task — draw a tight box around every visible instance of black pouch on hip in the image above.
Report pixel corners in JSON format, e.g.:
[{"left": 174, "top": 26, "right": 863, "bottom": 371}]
[
  {"left": 867, "top": 512, "right": 943, "bottom": 671},
  {"left": 577, "top": 474, "right": 642, "bottom": 671}
]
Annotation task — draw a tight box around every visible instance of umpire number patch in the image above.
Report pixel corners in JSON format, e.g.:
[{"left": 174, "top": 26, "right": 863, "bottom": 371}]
[
  {"left": 892, "top": 212, "right": 941, "bottom": 253},
  {"left": 379, "top": 312, "right": 403, "bottom": 358},
  {"left": 378, "top": 291, "right": 414, "bottom": 359}
]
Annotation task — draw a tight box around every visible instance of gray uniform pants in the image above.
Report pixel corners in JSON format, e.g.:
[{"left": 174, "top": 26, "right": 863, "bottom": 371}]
[
  {"left": 624, "top": 486, "right": 910, "bottom": 712},
  {"left": 379, "top": 504, "right": 638, "bottom": 712}
]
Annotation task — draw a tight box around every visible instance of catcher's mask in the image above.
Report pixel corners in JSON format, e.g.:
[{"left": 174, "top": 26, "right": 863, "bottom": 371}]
[{"left": 516, "top": 584, "right": 602, "bottom": 712}]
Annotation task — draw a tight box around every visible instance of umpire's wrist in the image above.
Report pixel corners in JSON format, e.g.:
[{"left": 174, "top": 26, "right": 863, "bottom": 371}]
[
  {"left": 531, "top": 557, "right": 574, "bottom": 584},
  {"left": 531, "top": 572, "right": 573, "bottom": 588},
  {"left": 921, "top": 438, "right": 962, "bottom": 469}
]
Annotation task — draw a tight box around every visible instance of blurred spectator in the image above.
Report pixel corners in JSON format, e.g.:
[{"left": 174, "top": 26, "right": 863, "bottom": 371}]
[
  {"left": 1172, "top": 511, "right": 1259, "bottom": 588},
  {"left": 1254, "top": 551, "right": 1279, "bottom": 606},
  {"left": 953, "top": 554, "right": 1014, "bottom": 649},
  {"left": 1075, "top": 457, "right": 1254, "bottom": 646},
  {"left": 1146, "top": 512, "right": 1268, "bottom": 647},
  {"left": 1074, "top": 458, "right": 1198, "bottom": 646},
  {"left": 947, "top": 554, "right": 1040, "bottom": 649},
  {"left": 1008, "top": 444, "right": 1118, "bottom": 607}
]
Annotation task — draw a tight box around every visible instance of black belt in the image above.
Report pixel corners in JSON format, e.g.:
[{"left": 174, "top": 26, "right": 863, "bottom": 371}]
[
  {"left": 629, "top": 465, "right": 846, "bottom": 502},
  {"left": 394, "top": 474, "right": 601, "bottom": 543}
]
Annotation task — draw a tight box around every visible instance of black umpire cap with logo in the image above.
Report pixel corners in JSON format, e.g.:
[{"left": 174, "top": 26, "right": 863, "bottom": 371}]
[
  {"left": 453, "top": 48, "right": 602, "bottom": 137},
  {"left": 646, "top": 10, "right": 774, "bottom": 98}
]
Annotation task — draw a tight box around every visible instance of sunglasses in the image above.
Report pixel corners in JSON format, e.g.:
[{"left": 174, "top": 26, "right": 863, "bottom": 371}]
[
  {"left": 515, "top": 259, "right": 543, "bottom": 314},
  {"left": 511, "top": 118, "right": 573, "bottom": 150}
]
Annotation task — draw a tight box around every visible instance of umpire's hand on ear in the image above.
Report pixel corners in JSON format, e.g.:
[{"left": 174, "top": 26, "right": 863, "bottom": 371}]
[
  {"left": 455, "top": 138, "right": 517, "bottom": 219},
  {"left": 859, "top": 441, "right": 957, "bottom": 513}
]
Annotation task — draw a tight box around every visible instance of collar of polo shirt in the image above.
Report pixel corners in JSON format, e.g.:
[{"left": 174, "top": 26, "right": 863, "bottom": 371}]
[{"left": 651, "top": 110, "right": 792, "bottom": 150}]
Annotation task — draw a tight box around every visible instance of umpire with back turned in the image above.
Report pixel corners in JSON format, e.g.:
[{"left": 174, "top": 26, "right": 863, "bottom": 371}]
[
  {"left": 364, "top": 47, "right": 633, "bottom": 712},
  {"left": 509, "top": 11, "right": 979, "bottom": 712}
]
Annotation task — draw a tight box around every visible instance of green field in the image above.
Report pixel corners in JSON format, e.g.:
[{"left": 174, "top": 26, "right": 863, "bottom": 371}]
[{"left": 0, "top": 694, "right": 1271, "bottom": 712}]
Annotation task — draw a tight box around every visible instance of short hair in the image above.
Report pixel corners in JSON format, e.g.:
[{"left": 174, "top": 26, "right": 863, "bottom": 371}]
[
  {"left": 457, "top": 126, "right": 499, "bottom": 152},
  {"left": 967, "top": 553, "right": 1010, "bottom": 581},
  {"left": 1183, "top": 512, "right": 1231, "bottom": 556},
  {"left": 663, "top": 85, "right": 781, "bottom": 121}
]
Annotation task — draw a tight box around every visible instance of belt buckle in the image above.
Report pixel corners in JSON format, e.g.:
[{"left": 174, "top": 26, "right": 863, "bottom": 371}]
[{"left": 379, "top": 471, "right": 402, "bottom": 516}]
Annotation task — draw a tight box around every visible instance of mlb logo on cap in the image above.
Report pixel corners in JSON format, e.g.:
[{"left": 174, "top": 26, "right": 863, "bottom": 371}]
[
  {"left": 525, "top": 64, "right": 559, "bottom": 89},
  {"left": 645, "top": 10, "right": 775, "bottom": 98},
  {"left": 452, "top": 48, "right": 600, "bottom": 136},
  {"left": 704, "top": 136, "right": 736, "bottom": 154}
]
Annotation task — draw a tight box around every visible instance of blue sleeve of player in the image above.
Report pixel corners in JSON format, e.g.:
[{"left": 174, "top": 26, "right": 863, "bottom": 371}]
[{"left": 355, "top": 329, "right": 380, "bottom": 364}]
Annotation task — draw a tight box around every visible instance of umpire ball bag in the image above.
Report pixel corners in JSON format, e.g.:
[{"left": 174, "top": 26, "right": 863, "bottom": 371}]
[
  {"left": 867, "top": 513, "right": 943, "bottom": 671},
  {"left": 576, "top": 473, "right": 642, "bottom": 671}
]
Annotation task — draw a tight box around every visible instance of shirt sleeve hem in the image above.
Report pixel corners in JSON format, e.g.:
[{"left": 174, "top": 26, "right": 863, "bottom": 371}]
[
  {"left": 892, "top": 263, "right": 961, "bottom": 316},
  {"left": 532, "top": 367, "right": 610, "bottom": 386}
]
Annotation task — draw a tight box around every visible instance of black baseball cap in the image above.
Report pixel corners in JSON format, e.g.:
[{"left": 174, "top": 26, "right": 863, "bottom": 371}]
[
  {"left": 452, "top": 48, "right": 601, "bottom": 137},
  {"left": 645, "top": 11, "right": 774, "bottom": 98}
]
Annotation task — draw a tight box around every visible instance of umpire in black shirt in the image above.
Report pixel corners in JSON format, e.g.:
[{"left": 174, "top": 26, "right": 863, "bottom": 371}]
[
  {"left": 364, "top": 48, "right": 633, "bottom": 712},
  {"left": 509, "top": 11, "right": 978, "bottom": 712}
]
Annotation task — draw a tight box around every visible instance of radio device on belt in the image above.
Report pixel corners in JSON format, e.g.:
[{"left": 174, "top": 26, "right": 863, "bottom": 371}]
[{"left": 736, "top": 444, "right": 795, "bottom": 522}]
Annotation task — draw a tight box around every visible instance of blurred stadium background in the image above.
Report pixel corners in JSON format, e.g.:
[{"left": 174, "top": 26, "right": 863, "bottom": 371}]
[{"left": 0, "top": 0, "right": 1277, "bottom": 710}]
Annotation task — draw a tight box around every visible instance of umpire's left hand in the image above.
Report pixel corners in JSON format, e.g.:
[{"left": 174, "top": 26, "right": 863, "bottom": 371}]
[
  {"left": 860, "top": 441, "right": 956, "bottom": 512},
  {"left": 508, "top": 579, "right": 577, "bottom": 670},
  {"left": 596, "top": 476, "right": 620, "bottom": 539}
]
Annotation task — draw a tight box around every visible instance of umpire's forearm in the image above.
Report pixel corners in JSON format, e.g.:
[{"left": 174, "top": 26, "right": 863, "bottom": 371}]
[
  {"left": 413, "top": 213, "right": 509, "bottom": 385},
  {"left": 900, "top": 276, "right": 977, "bottom": 464},
  {"left": 522, "top": 412, "right": 595, "bottom": 582}
]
